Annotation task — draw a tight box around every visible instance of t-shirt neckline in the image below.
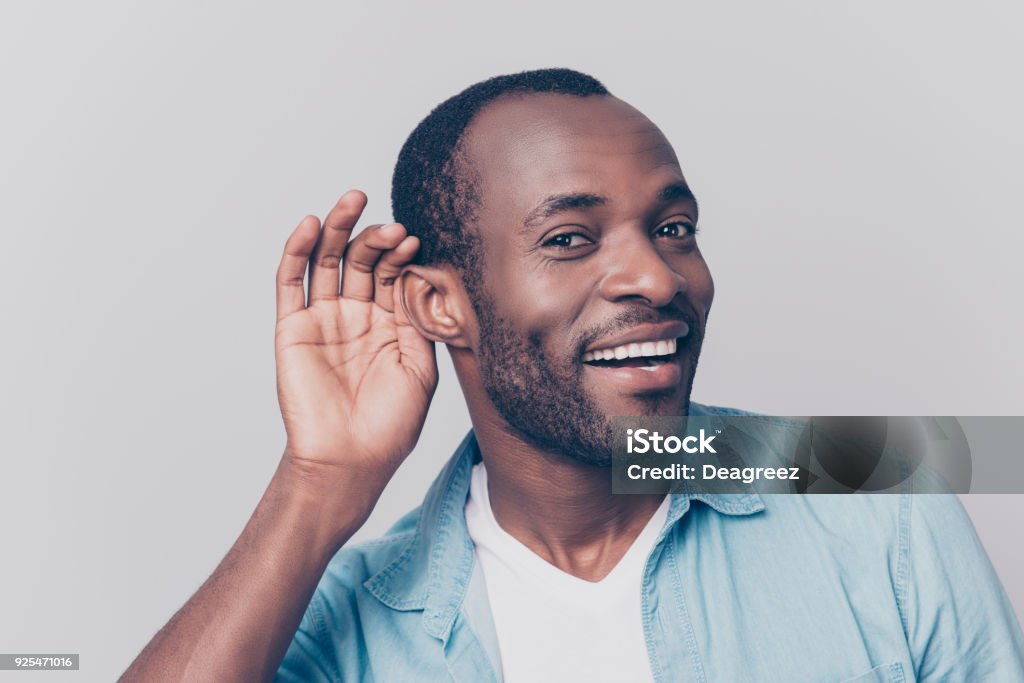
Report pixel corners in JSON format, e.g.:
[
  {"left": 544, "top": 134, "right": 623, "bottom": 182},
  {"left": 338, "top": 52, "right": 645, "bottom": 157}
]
[{"left": 465, "top": 461, "right": 670, "bottom": 593}]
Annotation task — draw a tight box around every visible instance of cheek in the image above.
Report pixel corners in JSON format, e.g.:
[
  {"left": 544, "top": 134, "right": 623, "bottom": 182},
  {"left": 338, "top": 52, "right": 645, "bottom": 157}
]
[
  {"left": 688, "top": 257, "right": 715, "bottom": 314},
  {"left": 511, "top": 281, "right": 592, "bottom": 361},
  {"left": 700, "top": 275, "right": 715, "bottom": 313},
  {"left": 484, "top": 273, "right": 570, "bottom": 340},
  {"left": 527, "top": 297, "right": 586, "bottom": 355}
]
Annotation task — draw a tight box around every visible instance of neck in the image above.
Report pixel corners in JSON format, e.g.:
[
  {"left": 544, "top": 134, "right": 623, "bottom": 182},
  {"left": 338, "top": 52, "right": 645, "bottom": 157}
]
[{"left": 470, "top": 409, "right": 665, "bottom": 582}]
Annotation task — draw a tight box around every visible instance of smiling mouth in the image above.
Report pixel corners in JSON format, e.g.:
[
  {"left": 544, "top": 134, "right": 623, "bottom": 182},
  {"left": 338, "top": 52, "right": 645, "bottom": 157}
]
[{"left": 581, "top": 337, "right": 683, "bottom": 372}]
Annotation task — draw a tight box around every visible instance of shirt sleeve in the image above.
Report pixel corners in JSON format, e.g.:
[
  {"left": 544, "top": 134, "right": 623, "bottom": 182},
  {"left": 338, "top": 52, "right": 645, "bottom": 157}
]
[{"left": 904, "top": 494, "right": 1024, "bottom": 681}]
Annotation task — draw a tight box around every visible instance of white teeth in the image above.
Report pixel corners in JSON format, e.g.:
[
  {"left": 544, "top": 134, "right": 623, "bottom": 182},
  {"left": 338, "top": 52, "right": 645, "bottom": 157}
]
[{"left": 582, "top": 337, "right": 682, "bottom": 363}]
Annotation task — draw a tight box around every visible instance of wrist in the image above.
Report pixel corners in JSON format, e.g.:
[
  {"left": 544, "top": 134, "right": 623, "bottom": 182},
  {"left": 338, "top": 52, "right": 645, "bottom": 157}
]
[{"left": 272, "top": 453, "right": 388, "bottom": 556}]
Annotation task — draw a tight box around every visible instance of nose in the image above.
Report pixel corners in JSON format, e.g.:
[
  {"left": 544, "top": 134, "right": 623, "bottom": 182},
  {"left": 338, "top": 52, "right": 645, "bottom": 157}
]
[{"left": 598, "top": 238, "right": 688, "bottom": 307}]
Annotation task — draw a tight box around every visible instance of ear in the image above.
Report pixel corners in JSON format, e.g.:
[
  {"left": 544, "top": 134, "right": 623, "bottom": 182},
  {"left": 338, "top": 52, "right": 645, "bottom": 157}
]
[{"left": 398, "top": 265, "right": 474, "bottom": 349}]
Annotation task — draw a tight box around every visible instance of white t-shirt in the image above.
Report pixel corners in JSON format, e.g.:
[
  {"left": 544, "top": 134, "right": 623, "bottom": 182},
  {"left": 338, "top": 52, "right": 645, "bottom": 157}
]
[{"left": 464, "top": 462, "right": 669, "bottom": 683}]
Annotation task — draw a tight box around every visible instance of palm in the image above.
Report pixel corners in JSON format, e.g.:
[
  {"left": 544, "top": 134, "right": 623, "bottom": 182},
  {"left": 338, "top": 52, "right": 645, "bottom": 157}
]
[
  {"left": 276, "top": 299, "right": 434, "bottom": 467},
  {"left": 274, "top": 191, "right": 437, "bottom": 475}
]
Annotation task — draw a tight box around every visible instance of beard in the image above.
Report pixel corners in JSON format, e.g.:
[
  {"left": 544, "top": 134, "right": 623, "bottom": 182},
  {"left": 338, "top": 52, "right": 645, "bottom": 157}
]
[{"left": 472, "top": 288, "right": 700, "bottom": 467}]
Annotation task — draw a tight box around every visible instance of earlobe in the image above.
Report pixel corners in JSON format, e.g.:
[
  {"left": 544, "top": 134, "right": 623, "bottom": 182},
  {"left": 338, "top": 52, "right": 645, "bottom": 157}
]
[{"left": 399, "top": 266, "right": 472, "bottom": 348}]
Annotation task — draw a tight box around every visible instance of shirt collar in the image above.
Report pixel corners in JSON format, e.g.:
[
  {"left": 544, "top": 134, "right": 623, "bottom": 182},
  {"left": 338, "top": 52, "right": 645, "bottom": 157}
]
[
  {"left": 675, "top": 401, "right": 767, "bottom": 518},
  {"left": 363, "top": 431, "right": 479, "bottom": 640},
  {"left": 364, "top": 416, "right": 764, "bottom": 636}
]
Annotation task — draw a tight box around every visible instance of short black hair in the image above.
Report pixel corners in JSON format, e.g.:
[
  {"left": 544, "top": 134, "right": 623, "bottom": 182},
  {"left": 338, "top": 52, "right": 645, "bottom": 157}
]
[{"left": 391, "top": 68, "right": 610, "bottom": 282}]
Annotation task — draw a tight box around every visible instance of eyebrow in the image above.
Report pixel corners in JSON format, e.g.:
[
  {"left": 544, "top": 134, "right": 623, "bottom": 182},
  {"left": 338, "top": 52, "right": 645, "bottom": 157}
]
[
  {"left": 520, "top": 181, "right": 698, "bottom": 231},
  {"left": 522, "top": 192, "right": 606, "bottom": 230},
  {"left": 659, "top": 181, "right": 697, "bottom": 207}
]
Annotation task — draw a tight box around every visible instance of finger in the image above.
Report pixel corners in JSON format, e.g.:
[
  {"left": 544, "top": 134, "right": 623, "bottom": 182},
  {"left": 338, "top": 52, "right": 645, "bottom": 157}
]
[
  {"left": 339, "top": 223, "right": 407, "bottom": 301},
  {"left": 276, "top": 216, "right": 320, "bottom": 322},
  {"left": 308, "top": 190, "right": 368, "bottom": 302},
  {"left": 373, "top": 235, "right": 420, "bottom": 311}
]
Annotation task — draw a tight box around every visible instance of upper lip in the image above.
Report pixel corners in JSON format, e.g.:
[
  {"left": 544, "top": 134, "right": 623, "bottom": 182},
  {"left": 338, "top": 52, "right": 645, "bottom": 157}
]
[{"left": 583, "top": 321, "right": 691, "bottom": 355}]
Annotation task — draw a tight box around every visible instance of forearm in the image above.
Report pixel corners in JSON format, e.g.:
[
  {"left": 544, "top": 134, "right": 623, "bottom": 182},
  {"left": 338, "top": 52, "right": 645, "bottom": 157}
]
[{"left": 120, "top": 457, "right": 378, "bottom": 683}]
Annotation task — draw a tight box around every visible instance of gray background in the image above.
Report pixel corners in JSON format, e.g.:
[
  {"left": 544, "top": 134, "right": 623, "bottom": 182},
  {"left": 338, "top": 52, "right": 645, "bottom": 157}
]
[{"left": 1, "top": 1, "right": 1021, "bottom": 680}]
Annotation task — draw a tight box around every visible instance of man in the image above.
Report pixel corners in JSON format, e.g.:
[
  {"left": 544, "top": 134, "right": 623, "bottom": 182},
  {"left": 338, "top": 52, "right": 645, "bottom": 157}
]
[{"left": 122, "top": 69, "right": 1024, "bottom": 682}]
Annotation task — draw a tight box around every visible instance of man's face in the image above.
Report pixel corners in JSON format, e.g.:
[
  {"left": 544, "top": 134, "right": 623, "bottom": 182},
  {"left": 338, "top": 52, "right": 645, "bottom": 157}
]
[{"left": 461, "top": 94, "right": 714, "bottom": 465}]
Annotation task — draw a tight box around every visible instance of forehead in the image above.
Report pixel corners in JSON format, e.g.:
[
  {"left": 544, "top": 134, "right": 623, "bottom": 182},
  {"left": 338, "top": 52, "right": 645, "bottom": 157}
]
[{"left": 460, "top": 93, "right": 684, "bottom": 221}]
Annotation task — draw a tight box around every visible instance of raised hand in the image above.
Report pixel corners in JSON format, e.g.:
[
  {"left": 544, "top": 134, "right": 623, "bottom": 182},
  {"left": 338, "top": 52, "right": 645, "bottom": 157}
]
[
  {"left": 120, "top": 191, "right": 439, "bottom": 683},
  {"left": 274, "top": 190, "right": 438, "bottom": 491}
]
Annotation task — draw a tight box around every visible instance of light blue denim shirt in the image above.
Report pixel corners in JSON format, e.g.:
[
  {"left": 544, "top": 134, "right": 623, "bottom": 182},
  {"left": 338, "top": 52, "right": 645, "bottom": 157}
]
[{"left": 277, "top": 404, "right": 1024, "bottom": 682}]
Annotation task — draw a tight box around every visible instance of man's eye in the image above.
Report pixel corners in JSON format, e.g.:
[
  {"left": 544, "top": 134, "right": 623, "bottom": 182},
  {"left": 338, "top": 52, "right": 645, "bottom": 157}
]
[
  {"left": 543, "top": 233, "right": 592, "bottom": 249},
  {"left": 654, "top": 221, "right": 698, "bottom": 238}
]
